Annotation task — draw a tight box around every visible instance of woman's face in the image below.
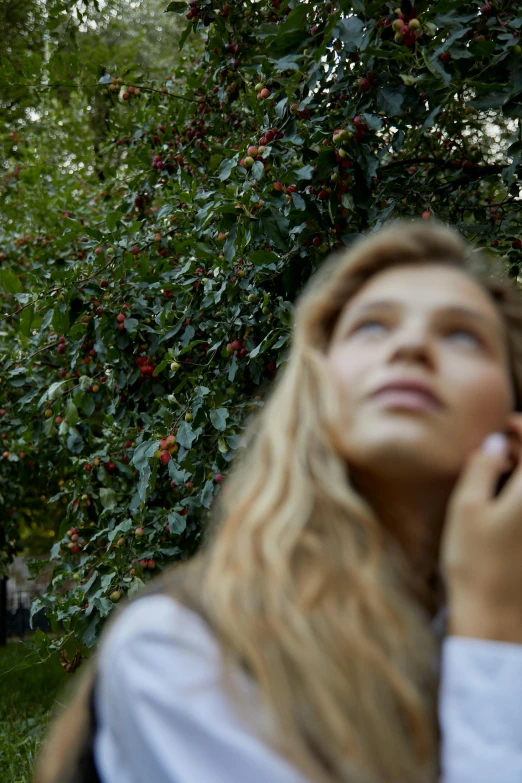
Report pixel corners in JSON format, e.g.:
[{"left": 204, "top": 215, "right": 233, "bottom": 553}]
[{"left": 326, "top": 263, "right": 515, "bottom": 481}]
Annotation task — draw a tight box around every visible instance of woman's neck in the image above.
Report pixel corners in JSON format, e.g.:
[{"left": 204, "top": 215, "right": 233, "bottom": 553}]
[{"left": 350, "top": 468, "right": 455, "bottom": 615}]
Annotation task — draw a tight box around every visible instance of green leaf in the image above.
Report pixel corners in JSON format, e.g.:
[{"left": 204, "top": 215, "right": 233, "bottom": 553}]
[
  {"left": 122, "top": 317, "right": 139, "bottom": 335},
  {"left": 223, "top": 225, "right": 237, "bottom": 263},
  {"left": 275, "top": 97, "right": 288, "bottom": 117},
  {"left": 294, "top": 164, "right": 314, "bottom": 180},
  {"left": 19, "top": 304, "right": 34, "bottom": 337},
  {"left": 39, "top": 380, "right": 68, "bottom": 406},
  {"left": 81, "top": 615, "right": 100, "bottom": 648},
  {"left": 470, "top": 88, "right": 514, "bottom": 110},
  {"left": 200, "top": 480, "right": 214, "bottom": 509},
  {"left": 179, "top": 20, "right": 194, "bottom": 50},
  {"left": 65, "top": 400, "right": 79, "bottom": 426},
  {"left": 291, "top": 193, "right": 306, "bottom": 210},
  {"left": 361, "top": 113, "right": 382, "bottom": 131},
  {"left": 127, "top": 577, "right": 145, "bottom": 598},
  {"left": 469, "top": 39, "right": 496, "bottom": 58},
  {"left": 52, "top": 305, "right": 69, "bottom": 335},
  {"left": 250, "top": 250, "right": 279, "bottom": 267},
  {"left": 335, "top": 16, "right": 364, "bottom": 47},
  {"left": 132, "top": 440, "right": 159, "bottom": 471},
  {"left": 165, "top": 1, "right": 187, "bottom": 11},
  {"left": 252, "top": 161, "right": 264, "bottom": 181},
  {"left": 209, "top": 408, "right": 229, "bottom": 431},
  {"left": 218, "top": 156, "right": 237, "bottom": 181},
  {"left": 176, "top": 421, "right": 197, "bottom": 449},
  {"left": 0, "top": 270, "right": 22, "bottom": 294},
  {"left": 67, "top": 429, "right": 83, "bottom": 454},
  {"left": 167, "top": 511, "right": 187, "bottom": 534},
  {"left": 418, "top": 105, "right": 442, "bottom": 136},
  {"left": 376, "top": 86, "right": 405, "bottom": 117},
  {"left": 106, "top": 211, "right": 124, "bottom": 231},
  {"left": 156, "top": 204, "right": 173, "bottom": 219},
  {"left": 100, "top": 488, "right": 117, "bottom": 510},
  {"left": 63, "top": 217, "right": 83, "bottom": 232}
]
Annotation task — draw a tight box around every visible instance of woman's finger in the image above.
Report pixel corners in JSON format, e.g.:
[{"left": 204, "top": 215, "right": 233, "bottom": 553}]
[
  {"left": 450, "top": 433, "right": 511, "bottom": 509},
  {"left": 491, "top": 415, "right": 522, "bottom": 512}
]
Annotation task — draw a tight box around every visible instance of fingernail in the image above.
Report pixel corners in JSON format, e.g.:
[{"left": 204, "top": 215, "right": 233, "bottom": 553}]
[{"left": 481, "top": 432, "right": 508, "bottom": 456}]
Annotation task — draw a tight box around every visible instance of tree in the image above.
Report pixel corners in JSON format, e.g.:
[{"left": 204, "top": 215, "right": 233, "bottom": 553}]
[{"left": 1, "top": 0, "right": 522, "bottom": 659}]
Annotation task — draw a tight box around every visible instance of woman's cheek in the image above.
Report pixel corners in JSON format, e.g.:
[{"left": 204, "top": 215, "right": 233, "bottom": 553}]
[
  {"left": 328, "top": 344, "right": 375, "bottom": 391},
  {"left": 459, "top": 369, "right": 513, "bottom": 440}
]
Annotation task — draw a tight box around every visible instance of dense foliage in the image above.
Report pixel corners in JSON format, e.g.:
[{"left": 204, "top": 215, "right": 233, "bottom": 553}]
[{"left": 2, "top": 0, "right": 522, "bottom": 658}]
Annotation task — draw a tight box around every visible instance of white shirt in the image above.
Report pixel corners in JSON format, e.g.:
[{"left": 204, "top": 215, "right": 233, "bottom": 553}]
[{"left": 94, "top": 594, "right": 522, "bottom": 783}]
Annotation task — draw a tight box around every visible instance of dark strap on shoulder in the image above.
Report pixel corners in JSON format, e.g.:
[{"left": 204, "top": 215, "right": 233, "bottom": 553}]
[{"left": 74, "top": 678, "right": 102, "bottom": 783}]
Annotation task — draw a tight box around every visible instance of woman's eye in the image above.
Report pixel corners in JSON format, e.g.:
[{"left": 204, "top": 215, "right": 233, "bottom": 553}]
[
  {"left": 446, "top": 328, "right": 482, "bottom": 346},
  {"left": 352, "top": 319, "right": 388, "bottom": 334}
]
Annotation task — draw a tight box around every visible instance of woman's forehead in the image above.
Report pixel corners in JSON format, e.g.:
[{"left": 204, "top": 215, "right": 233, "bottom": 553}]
[{"left": 341, "top": 263, "right": 501, "bottom": 318}]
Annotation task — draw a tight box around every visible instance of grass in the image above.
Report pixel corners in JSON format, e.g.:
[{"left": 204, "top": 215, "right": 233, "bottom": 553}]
[{"left": 0, "top": 638, "right": 69, "bottom": 783}]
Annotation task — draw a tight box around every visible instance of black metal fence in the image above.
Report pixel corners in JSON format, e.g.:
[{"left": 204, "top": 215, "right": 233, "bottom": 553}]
[{"left": 7, "top": 585, "right": 51, "bottom": 639}]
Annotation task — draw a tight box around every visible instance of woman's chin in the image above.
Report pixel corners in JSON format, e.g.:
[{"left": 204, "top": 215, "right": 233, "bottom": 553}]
[{"left": 346, "top": 438, "right": 458, "bottom": 481}]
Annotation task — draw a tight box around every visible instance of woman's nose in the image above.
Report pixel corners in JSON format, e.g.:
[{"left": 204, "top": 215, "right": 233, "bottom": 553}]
[{"left": 387, "top": 328, "right": 434, "bottom": 366}]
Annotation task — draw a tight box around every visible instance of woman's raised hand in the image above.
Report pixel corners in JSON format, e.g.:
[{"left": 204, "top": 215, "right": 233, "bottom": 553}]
[{"left": 441, "top": 413, "right": 522, "bottom": 644}]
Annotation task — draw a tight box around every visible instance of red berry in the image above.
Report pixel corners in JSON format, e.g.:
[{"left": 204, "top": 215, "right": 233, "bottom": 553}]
[
  {"left": 214, "top": 473, "right": 223, "bottom": 482},
  {"left": 439, "top": 52, "right": 451, "bottom": 63},
  {"left": 422, "top": 210, "right": 431, "bottom": 220},
  {"left": 317, "top": 189, "right": 329, "bottom": 199},
  {"left": 273, "top": 181, "right": 284, "bottom": 191},
  {"left": 512, "top": 239, "right": 522, "bottom": 248},
  {"left": 160, "top": 451, "right": 171, "bottom": 465},
  {"left": 117, "top": 313, "right": 125, "bottom": 323},
  {"left": 491, "top": 239, "right": 499, "bottom": 248},
  {"left": 358, "top": 78, "right": 371, "bottom": 91},
  {"left": 84, "top": 464, "right": 92, "bottom": 472}
]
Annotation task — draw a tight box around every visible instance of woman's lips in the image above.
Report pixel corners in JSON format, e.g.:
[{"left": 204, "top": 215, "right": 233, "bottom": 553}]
[{"left": 370, "top": 388, "right": 443, "bottom": 411}]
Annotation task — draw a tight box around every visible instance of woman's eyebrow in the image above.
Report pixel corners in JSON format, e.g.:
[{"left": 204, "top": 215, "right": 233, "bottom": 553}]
[{"left": 341, "top": 300, "right": 504, "bottom": 336}]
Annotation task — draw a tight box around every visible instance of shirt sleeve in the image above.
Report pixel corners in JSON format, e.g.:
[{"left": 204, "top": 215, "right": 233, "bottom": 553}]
[
  {"left": 93, "top": 594, "right": 309, "bottom": 783},
  {"left": 439, "top": 636, "right": 522, "bottom": 782}
]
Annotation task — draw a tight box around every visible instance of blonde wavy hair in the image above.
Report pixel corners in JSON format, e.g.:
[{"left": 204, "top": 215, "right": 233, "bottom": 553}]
[{"left": 34, "top": 218, "right": 522, "bottom": 783}]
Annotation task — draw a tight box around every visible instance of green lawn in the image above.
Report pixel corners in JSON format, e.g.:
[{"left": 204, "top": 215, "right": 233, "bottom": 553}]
[{"left": 0, "top": 638, "right": 69, "bottom": 783}]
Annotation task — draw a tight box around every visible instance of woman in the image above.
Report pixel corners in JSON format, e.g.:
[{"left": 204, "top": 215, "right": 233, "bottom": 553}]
[{"left": 34, "top": 218, "right": 522, "bottom": 783}]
